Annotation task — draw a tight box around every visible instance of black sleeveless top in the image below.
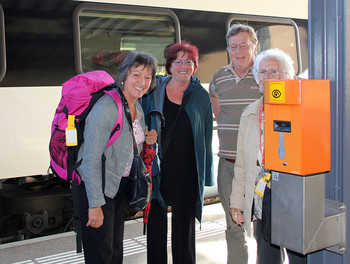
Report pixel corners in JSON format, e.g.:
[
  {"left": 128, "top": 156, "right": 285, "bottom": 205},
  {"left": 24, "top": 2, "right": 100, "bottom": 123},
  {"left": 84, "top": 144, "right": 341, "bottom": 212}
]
[{"left": 160, "top": 92, "right": 198, "bottom": 206}]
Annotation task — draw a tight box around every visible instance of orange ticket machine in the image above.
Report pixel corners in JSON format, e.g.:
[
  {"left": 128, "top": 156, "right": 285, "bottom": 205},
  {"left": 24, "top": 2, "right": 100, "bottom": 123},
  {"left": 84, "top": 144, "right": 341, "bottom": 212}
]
[
  {"left": 264, "top": 79, "right": 346, "bottom": 255},
  {"left": 264, "top": 79, "right": 330, "bottom": 175}
]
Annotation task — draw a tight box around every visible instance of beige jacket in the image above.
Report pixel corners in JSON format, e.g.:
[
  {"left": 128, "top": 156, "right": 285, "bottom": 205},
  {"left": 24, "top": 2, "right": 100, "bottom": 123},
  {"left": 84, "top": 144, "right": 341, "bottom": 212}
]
[{"left": 230, "top": 96, "right": 263, "bottom": 236}]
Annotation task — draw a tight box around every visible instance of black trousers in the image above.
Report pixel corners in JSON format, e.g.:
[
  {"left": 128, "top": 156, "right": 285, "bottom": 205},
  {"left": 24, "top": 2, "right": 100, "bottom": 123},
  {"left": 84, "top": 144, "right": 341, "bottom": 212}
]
[
  {"left": 77, "top": 178, "right": 127, "bottom": 264},
  {"left": 255, "top": 219, "right": 307, "bottom": 264},
  {"left": 147, "top": 199, "right": 196, "bottom": 264}
]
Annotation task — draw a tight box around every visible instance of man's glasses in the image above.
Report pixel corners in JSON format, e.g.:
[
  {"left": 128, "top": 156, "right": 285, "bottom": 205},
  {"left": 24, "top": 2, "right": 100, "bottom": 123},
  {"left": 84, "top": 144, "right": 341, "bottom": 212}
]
[
  {"left": 229, "top": 43, "right": 253, "bottom": 52},
  {"left": 172, "top": 59, "right": 194, "bottom": 66},
  {"left": 257, "top": 69, "right": 286, "bottom": 78}
]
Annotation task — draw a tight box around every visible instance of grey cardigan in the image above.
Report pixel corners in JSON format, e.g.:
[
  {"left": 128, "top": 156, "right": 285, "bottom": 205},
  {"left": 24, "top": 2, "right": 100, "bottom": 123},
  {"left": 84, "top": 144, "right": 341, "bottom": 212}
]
[{"left": 77, "top": 92, "right": 146, "bottom": 208}]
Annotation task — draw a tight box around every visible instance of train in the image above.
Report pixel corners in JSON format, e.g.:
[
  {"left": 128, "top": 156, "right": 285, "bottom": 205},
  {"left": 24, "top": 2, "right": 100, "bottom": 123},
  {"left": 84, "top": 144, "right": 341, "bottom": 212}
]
[{"left": 0, "top": 0, "right": 308, "bottom": 244}]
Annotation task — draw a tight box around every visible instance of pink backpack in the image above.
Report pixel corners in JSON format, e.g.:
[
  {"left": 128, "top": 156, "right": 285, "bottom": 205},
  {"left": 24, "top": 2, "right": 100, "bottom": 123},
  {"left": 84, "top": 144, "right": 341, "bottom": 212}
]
[{"left": 49, "top": 70, "right": 123, "bottom": 185}]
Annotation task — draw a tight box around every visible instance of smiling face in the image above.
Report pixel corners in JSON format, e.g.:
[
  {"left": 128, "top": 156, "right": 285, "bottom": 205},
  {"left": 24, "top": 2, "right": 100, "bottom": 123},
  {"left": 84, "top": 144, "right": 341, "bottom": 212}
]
[
  {"left": 258, "top": 57, "right": 286, "bottom": 94},
  {"left": 169, "top": 51, "right": 194, "bottom": 83},
  {"left": 228, "top": 32, "right": 257, "bottom": 77},
  {"left": 123, "top": 64, "right": 152, "bottom": 102}
]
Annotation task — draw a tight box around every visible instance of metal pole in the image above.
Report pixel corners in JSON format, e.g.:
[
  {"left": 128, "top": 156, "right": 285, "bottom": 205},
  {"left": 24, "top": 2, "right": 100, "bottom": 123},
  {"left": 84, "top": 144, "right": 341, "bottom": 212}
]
[{"left": 308, "top": 0, "right": 350, "bottom": 263}]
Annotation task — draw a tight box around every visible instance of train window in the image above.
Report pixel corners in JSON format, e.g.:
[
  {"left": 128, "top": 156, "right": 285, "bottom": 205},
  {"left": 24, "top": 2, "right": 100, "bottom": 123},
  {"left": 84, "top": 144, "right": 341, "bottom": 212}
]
[
  {"left": 0, "top": 5, "right": 5, "bottom": 82},
  {"left": 227, "top": 15, "right": 302, "bottom": 76},
  {"left": 74, "top": 4, "right": 180, "bottom": 76}
]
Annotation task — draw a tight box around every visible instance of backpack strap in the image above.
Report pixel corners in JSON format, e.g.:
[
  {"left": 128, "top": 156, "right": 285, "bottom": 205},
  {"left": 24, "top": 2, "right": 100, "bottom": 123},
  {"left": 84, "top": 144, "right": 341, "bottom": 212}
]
[
  {"left": 104, "top": 89, "right": 123, "bottom": 148},
  {"left": 70, "top": 179, "right": 83, "bottom": 253}
]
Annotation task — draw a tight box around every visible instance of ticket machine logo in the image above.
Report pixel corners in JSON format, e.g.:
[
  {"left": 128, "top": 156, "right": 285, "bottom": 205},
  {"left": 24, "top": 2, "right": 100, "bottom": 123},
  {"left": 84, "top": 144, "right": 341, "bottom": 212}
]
[
  {"left": 269, "top": 82, "right": 285, "bottom": 102},
  {"left": 272, "top": 89, "right": 282, "bottom": 98}
]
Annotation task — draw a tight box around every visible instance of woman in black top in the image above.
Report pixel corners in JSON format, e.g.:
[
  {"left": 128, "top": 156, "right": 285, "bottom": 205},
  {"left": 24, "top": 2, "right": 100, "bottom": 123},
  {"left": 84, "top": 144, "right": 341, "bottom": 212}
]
[{"left": 142, "top": 41, "right": 214, "bottom": 264}]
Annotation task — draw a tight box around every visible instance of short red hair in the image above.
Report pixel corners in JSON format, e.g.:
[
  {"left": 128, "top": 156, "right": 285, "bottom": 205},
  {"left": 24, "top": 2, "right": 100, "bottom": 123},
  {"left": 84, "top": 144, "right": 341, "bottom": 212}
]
[{"left": 165, "top": 41, "right": 199, "bottom": 75}]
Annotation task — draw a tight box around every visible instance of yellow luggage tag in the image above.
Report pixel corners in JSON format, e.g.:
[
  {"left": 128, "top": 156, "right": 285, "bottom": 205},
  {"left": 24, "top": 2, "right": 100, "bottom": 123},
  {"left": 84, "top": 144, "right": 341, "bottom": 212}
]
[
  {"left": 65, "top": 115, "right": 78, "bottom": 146},
  {"left": 254, "top": 173, "right": 271, "bottom": 197}
]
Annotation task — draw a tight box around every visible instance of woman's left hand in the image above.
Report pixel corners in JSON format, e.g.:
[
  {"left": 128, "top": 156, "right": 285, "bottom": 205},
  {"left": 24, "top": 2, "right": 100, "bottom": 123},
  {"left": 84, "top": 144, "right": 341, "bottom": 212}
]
[
  {"left": 145, "top": 129, "right": 157, "bottom": 145},
  {"left": 87, "top": 206, "right": 104, "bottom": 228},
  {"left": 230, "top": 208, "right": 244, "bottom": 226}
]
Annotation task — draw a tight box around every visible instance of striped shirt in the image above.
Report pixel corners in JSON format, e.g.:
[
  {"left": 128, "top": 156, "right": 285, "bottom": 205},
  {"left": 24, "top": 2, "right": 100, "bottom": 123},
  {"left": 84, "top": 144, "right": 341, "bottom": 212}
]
[{"left": 209, "top": 64, "right": 260, "bottom": 159}]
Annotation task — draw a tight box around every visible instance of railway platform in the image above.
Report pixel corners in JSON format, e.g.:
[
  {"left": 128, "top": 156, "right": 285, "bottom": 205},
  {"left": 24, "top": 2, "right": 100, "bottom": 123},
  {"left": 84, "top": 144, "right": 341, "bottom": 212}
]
[{"left": 0, "top": 203, "right": 257, "bottom": 264}]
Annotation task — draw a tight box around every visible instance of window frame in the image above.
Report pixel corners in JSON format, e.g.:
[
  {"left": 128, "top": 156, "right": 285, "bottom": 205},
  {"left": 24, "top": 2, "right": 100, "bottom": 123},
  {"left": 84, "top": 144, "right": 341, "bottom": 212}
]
[
  {"left": 0, "top": 5, "right": 6, "bottom": 82},
  {"left": 227, "top": 14, "right": 302, "bottom": 76},
  {"left": 73, "top": 3, "right": 181, "bottom": 74}
]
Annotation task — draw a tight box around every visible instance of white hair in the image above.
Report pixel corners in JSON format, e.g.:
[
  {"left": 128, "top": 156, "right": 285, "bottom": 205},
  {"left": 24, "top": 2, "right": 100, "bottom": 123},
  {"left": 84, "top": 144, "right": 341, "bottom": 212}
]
[{"left": 252, "top": 48, "right": 295, "bottom": 83}]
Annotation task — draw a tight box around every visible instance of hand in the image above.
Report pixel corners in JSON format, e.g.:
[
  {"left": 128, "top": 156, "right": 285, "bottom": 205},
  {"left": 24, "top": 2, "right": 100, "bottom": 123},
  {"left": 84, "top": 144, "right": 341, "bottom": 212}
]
[
  {"left": 145, "top": 129, "right": 157, "bottom": 145},
  {"left": 230, "top": 208, "right": 244, "bottom": 226},
  {"left": 86, "top": 207, "right": 104, "bottom": 228}
]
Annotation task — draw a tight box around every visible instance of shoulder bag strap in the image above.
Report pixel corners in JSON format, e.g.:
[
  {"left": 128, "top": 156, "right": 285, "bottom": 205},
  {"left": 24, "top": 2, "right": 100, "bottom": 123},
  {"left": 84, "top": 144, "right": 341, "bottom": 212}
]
[
  {"left": 117, "top": 87, "right": 139, "bottom": 157},
  {"left": 161, "top": 92, "right": 191, "bottom": 159}
]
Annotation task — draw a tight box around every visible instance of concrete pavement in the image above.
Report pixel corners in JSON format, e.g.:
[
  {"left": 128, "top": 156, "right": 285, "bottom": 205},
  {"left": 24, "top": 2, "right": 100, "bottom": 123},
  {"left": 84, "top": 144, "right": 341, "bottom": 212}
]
[{"left": 0, "top": 203, "right": 258, "bottom": 264}]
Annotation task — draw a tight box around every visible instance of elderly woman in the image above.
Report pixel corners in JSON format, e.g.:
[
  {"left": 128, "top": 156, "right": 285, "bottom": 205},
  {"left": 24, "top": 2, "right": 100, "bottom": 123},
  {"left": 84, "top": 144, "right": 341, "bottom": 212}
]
[
  {"left": 229, "top": 49, "right": 306, "bottom": 264},
  {"left": 142, "top": 41, "right": 214, "bottom": 264},
  {"left": 77, "top": 51, "right": 158, "bottom": 264}
]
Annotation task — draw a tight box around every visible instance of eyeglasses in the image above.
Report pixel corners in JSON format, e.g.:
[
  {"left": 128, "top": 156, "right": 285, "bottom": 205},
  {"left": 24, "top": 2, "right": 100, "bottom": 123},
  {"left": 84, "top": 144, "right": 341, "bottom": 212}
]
[
  {"left": 229, "top": 42, "right": 253, "bottom": 52},
  {"left": 256, "top": 69, "right": 287, "bottom": 78},
  {"left": 172, "top": 59, "right": 194, "bottom": 66}
]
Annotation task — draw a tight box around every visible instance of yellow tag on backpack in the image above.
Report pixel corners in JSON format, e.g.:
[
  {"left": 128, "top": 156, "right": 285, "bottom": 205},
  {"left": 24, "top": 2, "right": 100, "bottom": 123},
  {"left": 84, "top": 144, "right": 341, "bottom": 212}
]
[{"left": 65, "top": 115, "right": 78, "bottom": 146}]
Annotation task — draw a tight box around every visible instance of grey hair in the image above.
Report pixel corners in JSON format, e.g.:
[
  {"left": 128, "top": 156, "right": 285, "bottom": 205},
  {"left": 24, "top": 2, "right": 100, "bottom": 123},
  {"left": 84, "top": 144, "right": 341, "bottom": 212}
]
[
  {"left": 226, "top": 23, "right": 258, "bottom": 47},
  {"left": 252, "top": 48, "right": 295, "bottom": 83},
  {"left": 115, "top": 51, "right": 158, "bottom": 92}
]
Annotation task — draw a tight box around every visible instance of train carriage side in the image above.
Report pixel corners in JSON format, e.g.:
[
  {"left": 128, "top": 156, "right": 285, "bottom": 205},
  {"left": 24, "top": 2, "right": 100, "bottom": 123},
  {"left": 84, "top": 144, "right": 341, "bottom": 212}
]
[{"left": 0, "top": 0, "right": 308, "bottom": 244}]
